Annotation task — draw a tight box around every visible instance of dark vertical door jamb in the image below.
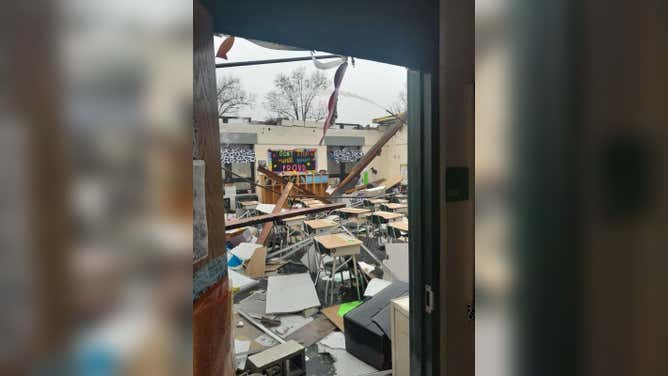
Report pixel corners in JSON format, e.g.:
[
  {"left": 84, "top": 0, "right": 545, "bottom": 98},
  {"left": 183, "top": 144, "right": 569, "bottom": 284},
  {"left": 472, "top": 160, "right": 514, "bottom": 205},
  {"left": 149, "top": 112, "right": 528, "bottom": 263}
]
[{"left": 408, "top": 71, "right": 441, "bottom": 376}]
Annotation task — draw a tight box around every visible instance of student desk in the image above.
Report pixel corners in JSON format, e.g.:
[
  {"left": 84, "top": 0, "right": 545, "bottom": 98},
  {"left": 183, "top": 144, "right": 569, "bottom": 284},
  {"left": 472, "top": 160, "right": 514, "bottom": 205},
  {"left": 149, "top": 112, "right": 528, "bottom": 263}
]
[
  {"left": 383, "top": 203, "right": 408, "bottom": 214},
  {"left": 388, "top": 220, "right": 409, "bottom": 232},
  {"left": 303, "top": 218, "right": 338, "bottom": 235},
  {"left": 372, "top": 211, "right": 404, "bottom": 222},
  {"left": 314, "top": 233, "right": 363, "bottom": 304}
]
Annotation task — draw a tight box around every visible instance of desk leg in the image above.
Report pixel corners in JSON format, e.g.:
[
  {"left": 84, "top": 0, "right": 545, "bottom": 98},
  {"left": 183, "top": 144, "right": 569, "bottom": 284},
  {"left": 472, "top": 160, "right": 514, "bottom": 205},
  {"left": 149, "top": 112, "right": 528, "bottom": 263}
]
[
  {"left": 329, "top": 256, "right": 337, "bottom": 306},
  {"left": 352, "top": 255, "right": 361, "bottom": 301}
]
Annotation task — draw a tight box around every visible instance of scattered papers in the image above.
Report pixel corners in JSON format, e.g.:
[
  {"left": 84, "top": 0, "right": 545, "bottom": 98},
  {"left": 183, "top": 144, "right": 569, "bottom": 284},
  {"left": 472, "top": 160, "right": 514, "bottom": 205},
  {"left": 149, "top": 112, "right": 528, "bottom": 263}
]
[
  {"left": 358, "top": 261, "right": 376, "bottom": 276},
  {"left": 234, "top": 339, "right": 251, "bottom": 370},
  {"left": 273, "top": 315, "right": 313, "bottom": 337},
  {"left": 318, "top": 331, "right": 346, "bottom": 350},
  {"left": 254, "top": 334, "right": 279, "bottom": 347},
  {"left": 229, "top": 269, "right": 258, "bottom": 291},
  {"left": 364, "top": 278, "right": 392, "bottom": 297},
  {"left": 266, "top": 273, "right": 321, "bottom": 314},
  {"left": 318, "top": 332, "right": 378, "bottom": 375}
]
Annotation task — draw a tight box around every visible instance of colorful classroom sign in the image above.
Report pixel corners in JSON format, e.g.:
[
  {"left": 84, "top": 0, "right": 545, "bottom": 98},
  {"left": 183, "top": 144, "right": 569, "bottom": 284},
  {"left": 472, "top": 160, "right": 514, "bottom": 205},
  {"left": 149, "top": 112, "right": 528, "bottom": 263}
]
[{"left": 269, "top": 149, "right": 317, "bottom": 173}]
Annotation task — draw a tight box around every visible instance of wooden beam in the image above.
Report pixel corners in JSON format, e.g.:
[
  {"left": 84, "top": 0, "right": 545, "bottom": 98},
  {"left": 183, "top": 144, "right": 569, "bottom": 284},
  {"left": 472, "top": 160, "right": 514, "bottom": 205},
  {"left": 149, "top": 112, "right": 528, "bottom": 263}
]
[
  {"left": 226, "top": 203, "right": 345, "bottom": 230},
  {"left": 193, "top": 1, "right": 233, "bottom": 376},
  {"left": 257, "top": 182, "right": 293, "bottom": 245},
  {"left": 330, "top": 120, "right": 405, "bottom": 196},
  {"left": 257, "top": 165, "right": 331, "bottom": 203}
]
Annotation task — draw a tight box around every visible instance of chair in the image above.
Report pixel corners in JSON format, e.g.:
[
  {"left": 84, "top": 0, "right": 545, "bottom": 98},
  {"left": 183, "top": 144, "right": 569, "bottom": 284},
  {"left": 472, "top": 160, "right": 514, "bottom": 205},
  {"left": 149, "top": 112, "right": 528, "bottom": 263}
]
[
  {"left": 315, "top": 238, "right": 360, "bottom": 305},
  {"left": 388, "top": 226, "right": 408, "bottom": 242},
  {"left": 370, "top": 214, "right": 388, "bottom": 245}
]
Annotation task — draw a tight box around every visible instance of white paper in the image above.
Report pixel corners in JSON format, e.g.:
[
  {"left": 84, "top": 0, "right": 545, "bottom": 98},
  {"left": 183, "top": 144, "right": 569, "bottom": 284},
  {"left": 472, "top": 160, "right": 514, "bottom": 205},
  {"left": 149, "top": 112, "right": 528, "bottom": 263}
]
[
  {"left": 229, "top": 269, "right": 258, "bottom": 291},
  {"left": 273, "top": 315, "right": 313, "bottom": 337},
  {"left": 364, "top": 278, "right": 392, "bottom": 297},
  {"left": 358, "top": 261, "right": 375, "bottom": 275},
  {"left": 266, "top": 273, "right": 321, "bottom": 314},
  {"left": 254, "top": 334, "right": 279, "bottom": 347},
  {"left": 234, "top": 339, "right": 251, "bottom": 370},
  {"left": 318, "top": 331, "right": 346, "bottom": 350},
  {"left": 231, "top": 242, "right": 263, "bottom": 261}
]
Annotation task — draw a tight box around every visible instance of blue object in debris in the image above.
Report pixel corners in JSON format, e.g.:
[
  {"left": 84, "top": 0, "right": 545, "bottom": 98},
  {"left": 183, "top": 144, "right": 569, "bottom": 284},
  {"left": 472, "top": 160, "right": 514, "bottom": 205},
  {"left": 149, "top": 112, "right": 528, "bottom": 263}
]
[{"left": 227, "top": 254, "right": 243, "bottom": 268}]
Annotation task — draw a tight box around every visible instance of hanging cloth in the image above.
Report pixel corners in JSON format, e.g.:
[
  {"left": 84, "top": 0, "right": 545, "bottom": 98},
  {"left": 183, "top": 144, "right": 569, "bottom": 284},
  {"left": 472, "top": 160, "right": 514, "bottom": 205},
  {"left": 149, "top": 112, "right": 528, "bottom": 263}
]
[
  {"left": 310, "top": 51, "right": 347, "bottom": 70},
  {"left": 216, "top": 36, "right": 235, "bottom": 59},
  {"left": 319, "top": 61, "right": 348, "bottom": 145},
  {"left": 246, "top": 38, "right": 304, "bottom": 51}
]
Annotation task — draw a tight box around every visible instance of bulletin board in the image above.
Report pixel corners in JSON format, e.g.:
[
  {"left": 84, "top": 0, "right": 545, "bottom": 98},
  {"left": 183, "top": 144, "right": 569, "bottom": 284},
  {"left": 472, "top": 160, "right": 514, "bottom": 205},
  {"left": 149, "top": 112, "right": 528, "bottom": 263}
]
[{"left": 268, "top": 149, "right": 317, "bottom": 173}]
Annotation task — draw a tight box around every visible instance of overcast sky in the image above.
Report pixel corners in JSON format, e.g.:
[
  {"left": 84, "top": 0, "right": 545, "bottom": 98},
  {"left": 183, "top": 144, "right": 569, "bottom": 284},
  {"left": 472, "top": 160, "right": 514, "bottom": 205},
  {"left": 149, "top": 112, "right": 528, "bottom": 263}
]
[{"left": 213, "top": 37, "right": 407, "bottom": 125}]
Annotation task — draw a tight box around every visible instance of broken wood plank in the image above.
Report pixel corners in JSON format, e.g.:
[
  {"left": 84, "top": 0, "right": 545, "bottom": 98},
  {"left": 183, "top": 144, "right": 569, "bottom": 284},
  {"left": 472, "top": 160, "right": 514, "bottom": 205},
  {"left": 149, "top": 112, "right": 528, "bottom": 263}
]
[
  {"left": 258, "top": 165, "right": 331, "bottom": 203},
  {"left": 257, "top": 182, "right": 294, "bottom": 245},
  {"left": 286, "top": 315, "right": 336, "bottom": 347},
  {"left": 345, "top": 178, "right": 386, "bottom": 194},
  {"left": 330, "top": 119, "right": 405, "bottom": 196},
  {"left": 382, "top": 176, "right": 404, "bottom": 191},
  {"left": 226, "top": 203, "right": 346, "bottom": 230}
]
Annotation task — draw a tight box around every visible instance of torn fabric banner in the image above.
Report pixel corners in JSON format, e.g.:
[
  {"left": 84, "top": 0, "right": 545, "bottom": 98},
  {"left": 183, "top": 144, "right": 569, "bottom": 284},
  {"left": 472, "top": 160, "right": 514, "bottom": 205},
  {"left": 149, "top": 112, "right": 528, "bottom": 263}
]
[
  {"left": 216, "top": 36, "right": 235, "bottom": 59},
  {"left": 247, "top": 38, "right": 303, "bottom": 51},
  {"left": 319, "top": 61, "right": 349, "bottom": 145},
  {"left": 310, "top": 51, "right": 347, "bottom": 70},
  {"left": 329, "top": 149, "right": 364, "bottom": 163}
]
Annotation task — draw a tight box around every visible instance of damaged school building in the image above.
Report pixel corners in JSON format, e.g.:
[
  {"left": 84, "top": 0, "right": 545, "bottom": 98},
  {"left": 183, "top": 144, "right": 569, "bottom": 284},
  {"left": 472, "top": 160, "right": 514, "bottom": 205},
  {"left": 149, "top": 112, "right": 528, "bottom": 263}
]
[
  {"left": 199, "top": 110, "right": 411, "bottom": 375},
  {"left": 194, "top": 0, "right": 474, "bottom": 375}
]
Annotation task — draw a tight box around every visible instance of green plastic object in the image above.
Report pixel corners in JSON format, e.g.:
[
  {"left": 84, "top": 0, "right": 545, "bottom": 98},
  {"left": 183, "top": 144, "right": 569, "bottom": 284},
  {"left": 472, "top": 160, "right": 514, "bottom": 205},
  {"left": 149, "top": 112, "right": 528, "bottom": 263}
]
[
  {"left": 338, "top": 300, "right": 362, "bottom": 316},
  {"left": 363, "top": 171, "right": 369, "bottom": 185}
]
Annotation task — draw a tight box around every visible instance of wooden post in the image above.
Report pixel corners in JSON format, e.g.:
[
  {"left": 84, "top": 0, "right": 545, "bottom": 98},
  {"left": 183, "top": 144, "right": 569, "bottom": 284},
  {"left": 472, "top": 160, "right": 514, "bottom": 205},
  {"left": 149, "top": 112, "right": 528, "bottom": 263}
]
[
  {"left": 438, "top": 0, "right": 475, "bottom": 375},
  {"left": 193, "top": 1, "right": 232, "bottom": 375},
  {"left": 257, "top": 182, "right": 294, "bottom": 245}
]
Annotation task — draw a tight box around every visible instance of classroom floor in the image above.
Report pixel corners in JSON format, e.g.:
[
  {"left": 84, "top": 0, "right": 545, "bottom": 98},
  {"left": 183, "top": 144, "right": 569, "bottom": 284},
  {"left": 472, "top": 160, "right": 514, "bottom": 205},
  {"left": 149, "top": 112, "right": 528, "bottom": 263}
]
[{"left": 232, "top": 224, "right": 391, "bottom": 375}]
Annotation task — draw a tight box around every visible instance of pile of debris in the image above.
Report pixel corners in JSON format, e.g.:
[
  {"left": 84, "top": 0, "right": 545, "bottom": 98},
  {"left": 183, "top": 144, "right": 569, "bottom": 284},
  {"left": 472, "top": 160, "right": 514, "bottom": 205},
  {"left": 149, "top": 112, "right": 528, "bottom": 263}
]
[{"left": 225, "top": 210, "right": 409, "bottom": 375}]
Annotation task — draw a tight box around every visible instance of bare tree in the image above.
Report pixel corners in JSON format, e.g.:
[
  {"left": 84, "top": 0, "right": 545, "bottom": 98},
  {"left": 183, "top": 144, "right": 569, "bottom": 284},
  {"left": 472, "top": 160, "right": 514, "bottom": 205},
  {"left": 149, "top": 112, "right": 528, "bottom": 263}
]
[
  {"left": 389, "top": 86, "right": 407, "bottom": 115},
  {"left": 217, "top": 76, "right": 254, "bottom": 118},
  {"left": 264, "top": 67, "right": 329, "bottom": 124}
]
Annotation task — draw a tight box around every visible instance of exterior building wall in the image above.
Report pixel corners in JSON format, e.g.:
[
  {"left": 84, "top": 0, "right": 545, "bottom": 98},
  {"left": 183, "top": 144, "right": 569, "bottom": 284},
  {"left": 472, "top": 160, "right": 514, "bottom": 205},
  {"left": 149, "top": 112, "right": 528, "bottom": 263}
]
[{"left": 220, "top": 121, "right": 407, "bottom": 184}]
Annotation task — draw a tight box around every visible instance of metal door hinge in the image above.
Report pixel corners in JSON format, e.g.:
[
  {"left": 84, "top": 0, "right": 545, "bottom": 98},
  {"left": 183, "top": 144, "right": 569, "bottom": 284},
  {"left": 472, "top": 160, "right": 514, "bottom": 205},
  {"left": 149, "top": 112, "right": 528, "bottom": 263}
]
[{"left": 425, "top": 284, "right": 435, "bottom": 314}]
